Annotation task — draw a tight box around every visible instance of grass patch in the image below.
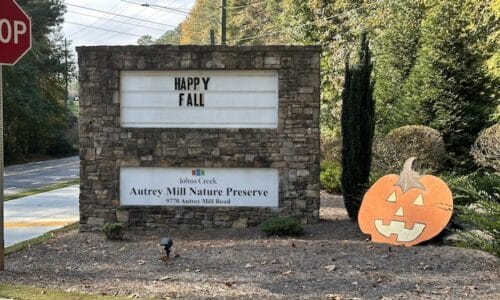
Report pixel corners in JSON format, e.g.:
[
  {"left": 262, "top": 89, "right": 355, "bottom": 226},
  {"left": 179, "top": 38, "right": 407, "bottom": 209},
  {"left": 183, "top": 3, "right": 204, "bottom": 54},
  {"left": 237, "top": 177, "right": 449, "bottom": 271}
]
[
  {"left": 5, "top": 179, "right": 80, "bottom": 202},
  {"left": 0, "top": 283, "right": 129, "bottom": 300},
  {"left": 5, "top": 222, "right": 79, "bottom": 256},
  {"left": 5, "top": 154, "right": 78, "bottom": 167}
]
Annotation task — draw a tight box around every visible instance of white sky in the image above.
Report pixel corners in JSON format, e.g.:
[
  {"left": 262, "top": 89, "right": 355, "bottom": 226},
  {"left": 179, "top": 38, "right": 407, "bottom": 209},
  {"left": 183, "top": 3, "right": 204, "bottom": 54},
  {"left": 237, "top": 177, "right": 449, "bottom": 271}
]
[{"left": 62, "top": 0, "right": 195, "bottom": 49}]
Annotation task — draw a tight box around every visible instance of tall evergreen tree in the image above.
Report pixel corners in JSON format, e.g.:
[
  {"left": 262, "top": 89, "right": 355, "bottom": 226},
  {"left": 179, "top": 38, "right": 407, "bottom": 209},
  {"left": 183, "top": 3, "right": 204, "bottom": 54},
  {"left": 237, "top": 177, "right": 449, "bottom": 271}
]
[
  {"left": 341, "top": 33, "right": 375, "bottom": 221},
  {"left": 279, "top": 1, "right": 379, "bottom": 134},
  {"left": 373, "top": 0, "right": 425, "bottom": 134},
  {"left": 3, "top": 0, "right": 74, "bottom": 162},
  {"left": 402, "top": 0, "right": 496, "bottom": 172}
]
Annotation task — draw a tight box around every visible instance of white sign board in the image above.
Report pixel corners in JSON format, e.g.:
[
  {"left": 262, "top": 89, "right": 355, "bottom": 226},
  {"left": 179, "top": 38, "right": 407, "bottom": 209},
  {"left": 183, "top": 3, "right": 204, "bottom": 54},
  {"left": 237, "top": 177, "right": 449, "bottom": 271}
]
[
  {"left": 120, "top": 167, "right": 279, "bottom": 207},
  {"left": 120, "top": 70, "right": 278, "bottom": 128}
]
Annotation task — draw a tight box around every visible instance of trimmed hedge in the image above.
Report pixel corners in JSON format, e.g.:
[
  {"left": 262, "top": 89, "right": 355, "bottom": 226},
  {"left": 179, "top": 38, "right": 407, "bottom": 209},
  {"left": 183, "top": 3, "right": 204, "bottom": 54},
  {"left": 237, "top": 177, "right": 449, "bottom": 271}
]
[{"left": 373, "top": 125, "right": 446, "bottom": 175}]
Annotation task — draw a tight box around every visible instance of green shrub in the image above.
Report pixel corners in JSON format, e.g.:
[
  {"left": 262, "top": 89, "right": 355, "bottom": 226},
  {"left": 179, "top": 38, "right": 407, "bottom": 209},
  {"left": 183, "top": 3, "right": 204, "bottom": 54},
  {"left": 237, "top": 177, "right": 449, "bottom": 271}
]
[
  {"left": 456, "top": 199, "right": 500, "bottom": 257},
  {"left": 102, "top": 223, "right": 124, "bottom": 240},
  {"left": 320, "top": 160, "right": 342, "bottom": 193},
  {"left": 259, "top": 216, "right": 304, "bottom": 237},
  {"left": 45, "top": 135, "right": 76, "bottom": 156},
  {"left": 320, "top": 130, "right": 342, "bottom": 163},
  {"left": 447, "top": 172, "right": 500, "bottom": 256},
  {"left": 471, "top": 124, "right": 500, "bottom": 172},
  {"left": 490, "top": 105, "right": 500, "bottom": 123},
  {"left": 372, "top": 125, "right": 446, "bottom": 175},
  {"left": 447, "top": 172, "right": 500, "bottom": 206}
]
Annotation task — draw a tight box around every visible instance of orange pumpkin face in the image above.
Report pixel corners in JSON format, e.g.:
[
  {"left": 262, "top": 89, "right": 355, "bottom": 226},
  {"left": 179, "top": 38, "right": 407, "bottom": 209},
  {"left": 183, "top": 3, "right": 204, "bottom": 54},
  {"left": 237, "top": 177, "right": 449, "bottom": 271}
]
[{"left": 358, "top": 157, "right": 453, "bottom": 247}]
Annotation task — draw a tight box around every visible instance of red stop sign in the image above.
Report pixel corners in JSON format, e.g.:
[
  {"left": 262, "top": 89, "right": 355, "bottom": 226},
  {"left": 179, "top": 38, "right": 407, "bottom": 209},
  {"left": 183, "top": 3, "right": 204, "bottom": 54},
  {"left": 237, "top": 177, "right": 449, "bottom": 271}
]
[{"left": 0, "top": 0, "right": 31, "bottom": 65}]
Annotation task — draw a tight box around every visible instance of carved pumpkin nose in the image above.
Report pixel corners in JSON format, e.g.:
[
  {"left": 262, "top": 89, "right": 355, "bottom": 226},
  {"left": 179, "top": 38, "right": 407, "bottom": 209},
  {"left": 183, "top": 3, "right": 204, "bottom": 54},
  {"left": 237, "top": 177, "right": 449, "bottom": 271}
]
[{"left": 395, "top": 207, "right": 404, "bottom": 217}]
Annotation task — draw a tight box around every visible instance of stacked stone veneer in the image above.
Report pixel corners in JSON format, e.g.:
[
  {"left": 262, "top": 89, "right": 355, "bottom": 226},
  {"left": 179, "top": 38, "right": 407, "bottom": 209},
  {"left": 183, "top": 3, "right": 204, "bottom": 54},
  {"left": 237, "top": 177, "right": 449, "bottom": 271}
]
[{"left": 77, "top": 45, "right": 321, "bottom": 231}]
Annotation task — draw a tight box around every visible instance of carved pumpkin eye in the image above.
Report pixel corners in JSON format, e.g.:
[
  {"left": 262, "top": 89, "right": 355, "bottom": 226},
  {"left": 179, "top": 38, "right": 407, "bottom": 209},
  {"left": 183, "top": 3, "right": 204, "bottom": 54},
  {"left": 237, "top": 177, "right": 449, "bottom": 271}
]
[
  {"left": 387, "top": 192, "right": 397, "bottom": 202},
  {"left": 413, "top": 194, "right": 424, "bottom": 206}
]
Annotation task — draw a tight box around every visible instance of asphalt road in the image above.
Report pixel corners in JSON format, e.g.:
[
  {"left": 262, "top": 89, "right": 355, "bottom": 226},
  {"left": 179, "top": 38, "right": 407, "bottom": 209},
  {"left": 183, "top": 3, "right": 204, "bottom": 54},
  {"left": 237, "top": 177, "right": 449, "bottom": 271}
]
[
  {"left": 4, "top": 185, "right": 79, "bottom": 247},
  {"left": 4, "top": 156, "right": 79, "bottom": 196},
  {"left": 4, "top": 157, "right": 80, "bottom": 247}
]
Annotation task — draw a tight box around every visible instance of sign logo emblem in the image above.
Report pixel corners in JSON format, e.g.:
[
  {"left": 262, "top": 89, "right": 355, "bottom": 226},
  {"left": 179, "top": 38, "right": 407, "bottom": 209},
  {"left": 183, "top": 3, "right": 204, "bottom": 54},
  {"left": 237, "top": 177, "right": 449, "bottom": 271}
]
[{"left": 192, "top": 169, "right": 205, "bottom": 176}]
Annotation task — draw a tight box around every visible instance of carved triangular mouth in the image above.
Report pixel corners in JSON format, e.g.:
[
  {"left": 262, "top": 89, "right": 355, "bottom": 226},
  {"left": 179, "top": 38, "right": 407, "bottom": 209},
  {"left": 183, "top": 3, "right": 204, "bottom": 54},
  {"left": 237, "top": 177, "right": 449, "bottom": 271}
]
[{"left": 374, "top": 220, "right": 426, "bottom": 242}]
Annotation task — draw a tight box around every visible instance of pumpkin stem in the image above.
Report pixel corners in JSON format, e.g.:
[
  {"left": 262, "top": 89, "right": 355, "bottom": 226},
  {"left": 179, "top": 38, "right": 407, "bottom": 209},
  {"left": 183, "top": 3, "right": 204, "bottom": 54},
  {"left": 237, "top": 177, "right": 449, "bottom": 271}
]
[{"left": 395, "top": 157, "right": 426, "bottom": 193}]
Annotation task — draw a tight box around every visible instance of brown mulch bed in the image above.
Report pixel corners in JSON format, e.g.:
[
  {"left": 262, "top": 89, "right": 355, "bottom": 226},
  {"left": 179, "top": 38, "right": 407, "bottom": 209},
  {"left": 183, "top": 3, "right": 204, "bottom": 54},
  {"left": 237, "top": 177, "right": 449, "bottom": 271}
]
[{"left": 1, "top": 191, "right": 498, "bottom": 299}]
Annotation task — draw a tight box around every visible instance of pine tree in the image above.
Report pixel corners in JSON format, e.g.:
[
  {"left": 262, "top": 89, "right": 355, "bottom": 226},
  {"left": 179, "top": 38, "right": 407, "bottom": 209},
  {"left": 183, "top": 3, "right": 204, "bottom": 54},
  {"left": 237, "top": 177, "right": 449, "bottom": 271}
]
[
  {"left": 373, "top": 0, "right": 425, "bottom": 134},
  {"left": 3, "top": 0, "right": 73, "bottom": 162},
  {"left": 341, "top": 33, "right": 375, "bottom": 221},
  {"left": 402, "top": 0, "right": 496, "bottom": 172}
]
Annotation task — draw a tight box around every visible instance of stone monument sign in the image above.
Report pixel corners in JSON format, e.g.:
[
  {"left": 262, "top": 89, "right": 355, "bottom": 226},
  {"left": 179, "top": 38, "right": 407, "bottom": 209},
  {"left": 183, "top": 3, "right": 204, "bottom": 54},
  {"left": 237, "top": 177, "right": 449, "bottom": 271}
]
[{"left": 77, "top": 45, "right": 321, "bottom": 231}]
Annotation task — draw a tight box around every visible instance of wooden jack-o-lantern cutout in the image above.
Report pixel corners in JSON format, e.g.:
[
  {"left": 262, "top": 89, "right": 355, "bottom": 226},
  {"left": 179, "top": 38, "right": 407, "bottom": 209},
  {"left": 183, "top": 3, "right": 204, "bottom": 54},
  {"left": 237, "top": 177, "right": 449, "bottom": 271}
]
[{"left": 358, "top": 157, "right": 453, "bottom": 247}]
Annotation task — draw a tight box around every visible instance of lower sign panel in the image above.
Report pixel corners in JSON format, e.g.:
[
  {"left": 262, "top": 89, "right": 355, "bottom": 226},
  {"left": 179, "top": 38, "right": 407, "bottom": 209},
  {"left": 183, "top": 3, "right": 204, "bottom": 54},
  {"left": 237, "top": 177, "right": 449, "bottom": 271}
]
[{"left": 120, "top": 167, "right": 279, "bottom": 207}]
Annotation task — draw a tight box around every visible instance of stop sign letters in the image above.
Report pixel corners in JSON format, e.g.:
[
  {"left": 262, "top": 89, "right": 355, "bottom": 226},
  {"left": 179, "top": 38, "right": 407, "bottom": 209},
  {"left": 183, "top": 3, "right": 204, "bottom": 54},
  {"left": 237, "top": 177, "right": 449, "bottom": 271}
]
[
  {"left": 0, "top": 0, "right": 31, "bottom": 65},
  {"left": 0, "top": 19, "right": 27, "bottom": 44}
]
